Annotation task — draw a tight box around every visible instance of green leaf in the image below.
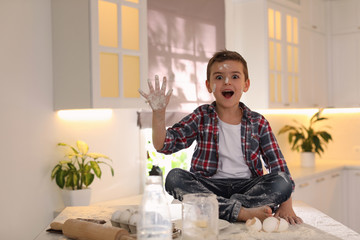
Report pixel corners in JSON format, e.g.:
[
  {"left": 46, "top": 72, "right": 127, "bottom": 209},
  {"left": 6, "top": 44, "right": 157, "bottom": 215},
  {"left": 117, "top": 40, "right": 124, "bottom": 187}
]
[
  {"left": 96, "top": 161, "right": 114, "bottom": 176},
  {"left": 90, "top": 161, "right": 101, "bottom": 178},
  {"left": 76, "top": 140, "right": 89, "bottom": 155},
  {"left": 51, "top": 164, "right": 61, "bottom": 179},
  {"left": 83, "top": 173, "right": 94, "bottom": 187},
  {"left": 67, "top": 162, "right": 76, "bottom": 171},
  {"left": 84, "top": 164, "right": 92, "bottom": 173},
  {"left": 56, "top": 170, "right": 67, "bottom": 189},
  {"left": 319, "top": 131, "right": 333, "bottom": 142}
]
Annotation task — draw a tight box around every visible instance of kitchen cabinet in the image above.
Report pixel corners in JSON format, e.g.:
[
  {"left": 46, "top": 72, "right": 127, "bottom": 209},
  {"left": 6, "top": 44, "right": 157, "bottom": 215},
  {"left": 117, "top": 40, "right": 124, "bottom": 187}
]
[
  {"left": 225, "top": 0, "right": 301, "bottom": 109},
  {"left": 330, "top": 0, "right": 360, "bottom": 35},
  {"left": 300, "top": 0, "right": 327, "bottom": 34},
  {"left": 292, "top": 170, "right": 345, "bottom": 224},
  {"left": 52, "top": 0, "right": 148, "bottom": 110},
  {"left": 299, "top": 0, "right": 328, "bottom": 108},
  {"left": 329, "top": 0, "right": 360, "bottom": 107},
  {"left": 331, "top": 33, "right": 360, "bottom": 107},
  {"left": 346, "top": 169, "right": 360, "bottom": 233},
  {"left": 300, "top": 29, "right": 328, "bottom": 107}
]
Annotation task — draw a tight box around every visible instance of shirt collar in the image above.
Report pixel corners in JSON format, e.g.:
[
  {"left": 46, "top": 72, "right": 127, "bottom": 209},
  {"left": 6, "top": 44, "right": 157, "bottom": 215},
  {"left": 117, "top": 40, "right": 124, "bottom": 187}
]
[{"left": 208, "top": 101, "right": 252, "bottom": 122}]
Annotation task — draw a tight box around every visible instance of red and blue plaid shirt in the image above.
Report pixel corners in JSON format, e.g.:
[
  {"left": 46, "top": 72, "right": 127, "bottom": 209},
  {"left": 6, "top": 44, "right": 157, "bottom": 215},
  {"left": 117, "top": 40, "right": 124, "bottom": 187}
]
[{"left": 159, "top": 102, "right": 294, "bottom": 189}]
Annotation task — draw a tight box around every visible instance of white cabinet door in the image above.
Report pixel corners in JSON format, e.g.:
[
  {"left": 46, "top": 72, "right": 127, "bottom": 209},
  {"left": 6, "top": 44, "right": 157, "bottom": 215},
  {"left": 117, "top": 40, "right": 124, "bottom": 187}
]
[
  {"left": 331, "top": 33, "right": 360, "bottom": 107},
  {"left": 346, "top": 169, "right": 360, "bottom": 233},
  {"left": 330, "top": 0, "right": 360, "bottom": 34},
  {"left": 52, "top": 0, "right": 148, "bottom": 110},
  {"left": 300, "top": 28, "right": 328, "bottom": 108},
  {"left": 225, "top": 0, "right": 301, "bottom": 109},
  {"left": 300, "top": 0, "right": 327, "bottom": 33},
  {"left": 324, "top": 171, "right": 345, "bottom": 224},
  {"left": 292, "top": 171, "right": 345, "bottom": 224}
]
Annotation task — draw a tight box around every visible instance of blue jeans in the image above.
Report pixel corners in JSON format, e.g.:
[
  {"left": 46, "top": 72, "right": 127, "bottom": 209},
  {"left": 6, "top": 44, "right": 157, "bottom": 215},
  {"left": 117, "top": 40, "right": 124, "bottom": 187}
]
[{"left": 165, "top": 168, "right": 292, "bottom": 222}]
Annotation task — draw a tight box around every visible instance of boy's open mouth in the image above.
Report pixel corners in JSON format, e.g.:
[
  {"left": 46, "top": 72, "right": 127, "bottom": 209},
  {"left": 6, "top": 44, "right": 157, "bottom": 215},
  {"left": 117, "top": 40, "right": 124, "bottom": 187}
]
[{"left": 222, "top": 90, "right": 234, "bottom": 98}]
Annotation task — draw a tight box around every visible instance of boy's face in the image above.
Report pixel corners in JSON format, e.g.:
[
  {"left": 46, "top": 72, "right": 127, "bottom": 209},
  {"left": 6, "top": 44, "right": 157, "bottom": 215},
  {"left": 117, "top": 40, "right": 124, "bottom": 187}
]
[{"left": 206, "top": 60, "right": 250, "bottom": 109}]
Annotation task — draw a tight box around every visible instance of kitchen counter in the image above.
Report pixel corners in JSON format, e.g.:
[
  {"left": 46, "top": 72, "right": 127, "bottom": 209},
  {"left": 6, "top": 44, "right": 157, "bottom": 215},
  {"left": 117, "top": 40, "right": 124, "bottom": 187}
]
[
  {"left": 288, "top": 160, "right": 360, "bottom": 182},
  {"left": 35, "top": 195, "right": 360, "bottom": 240},
  {"left": 35, "top": 161, "right": 360, "bottom": 240}
]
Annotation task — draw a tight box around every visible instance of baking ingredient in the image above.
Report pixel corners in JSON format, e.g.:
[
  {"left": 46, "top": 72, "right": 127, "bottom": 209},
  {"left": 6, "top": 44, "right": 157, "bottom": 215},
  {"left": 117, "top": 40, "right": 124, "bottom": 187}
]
[
  {"left": 119, "top": 208, "right": 134, "bottom": 231},
  {"left": 277, "top": 218, "right": 289, "bottom": 232},
  {"left": 262, "top": 217, "right": 280, "bottom": 233},
  {"left": 138, "top": 75, "right": 172, "bottom": 111},
  {"left": 212, "top": 83, "right": 216, "bottom": 93},
  {"left": 111, "top": 210, "right": 122, "bottom": 227},
  {"left": 128, "top": 211, "right": 139, "bottom": 233},
  {"left": 245, "top": 217, "right": 262, "bottom": 232}
]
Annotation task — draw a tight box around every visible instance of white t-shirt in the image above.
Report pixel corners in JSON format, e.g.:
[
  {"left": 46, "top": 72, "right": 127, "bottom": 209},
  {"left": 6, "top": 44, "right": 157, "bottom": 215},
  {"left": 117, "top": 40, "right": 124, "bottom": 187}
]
[{"left": 211, "top": 118, "right": 252, "bottom": 179}]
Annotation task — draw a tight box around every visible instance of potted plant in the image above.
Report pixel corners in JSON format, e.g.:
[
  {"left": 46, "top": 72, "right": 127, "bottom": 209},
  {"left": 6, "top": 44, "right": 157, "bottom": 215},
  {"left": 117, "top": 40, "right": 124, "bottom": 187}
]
[
  {"left": 278, "top": 109, "right": 333, "bottom": 167},
  {"left": 51, "top": 140, "right": 114, "bottom": 206}
]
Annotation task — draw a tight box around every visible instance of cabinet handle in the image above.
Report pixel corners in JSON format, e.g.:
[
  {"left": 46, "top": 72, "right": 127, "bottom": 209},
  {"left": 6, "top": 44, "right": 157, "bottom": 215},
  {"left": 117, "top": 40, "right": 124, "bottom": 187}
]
[
  {"left": 312, "top": 25, "right": 317, "bottom": 29},
  {"left": 316, "top": 177, "right": 325, "bottom": 183},
  {"left": 331, "top": 173, "right": 340, "bottom": 178},
  {"left": 299, "top": 183, "right": 309, "bottom": 188},
  {"left": 355, "top": 172, "right": 360, "bottom": 177}
]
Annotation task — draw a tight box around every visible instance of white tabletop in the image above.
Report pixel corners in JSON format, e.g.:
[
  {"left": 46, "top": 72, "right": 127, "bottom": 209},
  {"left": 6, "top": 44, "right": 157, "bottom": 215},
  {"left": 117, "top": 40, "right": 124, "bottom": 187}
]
[{"left": 34, "top": 195, "right": 360, "bottom": 240}]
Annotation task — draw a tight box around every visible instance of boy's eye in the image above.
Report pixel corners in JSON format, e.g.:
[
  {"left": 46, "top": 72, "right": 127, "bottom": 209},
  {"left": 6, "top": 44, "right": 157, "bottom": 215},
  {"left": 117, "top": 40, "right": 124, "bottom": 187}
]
[
  {"left": 215, "top": 75, "right": 223, "bottom": 80},
  {"left": 232, "top": 75, "right": 240, "bottom": 79}
]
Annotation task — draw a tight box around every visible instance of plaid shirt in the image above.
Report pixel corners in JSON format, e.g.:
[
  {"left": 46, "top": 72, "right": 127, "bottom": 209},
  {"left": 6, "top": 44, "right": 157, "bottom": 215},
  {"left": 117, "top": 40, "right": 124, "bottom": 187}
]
[{"left": 159, "top": 102, "right": 294, "bottom": 189}]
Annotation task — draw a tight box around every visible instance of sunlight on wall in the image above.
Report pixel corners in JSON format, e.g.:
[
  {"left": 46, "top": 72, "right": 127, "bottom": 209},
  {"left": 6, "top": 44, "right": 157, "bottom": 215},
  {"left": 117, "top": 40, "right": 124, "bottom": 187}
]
[{"left": 57, "top": 109, "right": 113, "bottom": 121}]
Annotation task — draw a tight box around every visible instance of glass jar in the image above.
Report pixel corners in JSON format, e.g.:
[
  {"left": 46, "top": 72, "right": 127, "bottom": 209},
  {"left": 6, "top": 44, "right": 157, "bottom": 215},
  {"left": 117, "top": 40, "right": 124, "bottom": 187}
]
[{"left": 182, "top": 193, "right": 219, "bottom": 240}]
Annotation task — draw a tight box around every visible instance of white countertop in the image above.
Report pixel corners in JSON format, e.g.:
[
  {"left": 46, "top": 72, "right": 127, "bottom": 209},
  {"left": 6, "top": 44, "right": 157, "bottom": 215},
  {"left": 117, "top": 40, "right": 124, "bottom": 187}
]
[
  {"left": 35, "top": 196, "right": 360, "bottom": 240},
  {"left": 288, "top": 160, "right": 360, "bottom": 182},
  {"left": 35, "top": 161, "right": 360, "bottom": 240}
]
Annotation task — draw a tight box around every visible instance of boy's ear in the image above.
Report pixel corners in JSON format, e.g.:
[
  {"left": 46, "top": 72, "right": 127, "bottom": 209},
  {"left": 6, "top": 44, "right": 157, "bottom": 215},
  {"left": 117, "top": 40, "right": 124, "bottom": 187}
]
[
  {"left": 243, "top": 79, "right": 250, "bottom": 92},
  {"left": 205, "top": 80, "right": 212, "bottom": 93}
]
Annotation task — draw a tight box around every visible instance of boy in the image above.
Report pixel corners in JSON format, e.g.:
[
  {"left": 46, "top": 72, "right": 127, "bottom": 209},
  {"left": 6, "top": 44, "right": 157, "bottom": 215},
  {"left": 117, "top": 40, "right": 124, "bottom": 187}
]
[{"left": 139, "top": 50, "right": 302, "bottom": 224}]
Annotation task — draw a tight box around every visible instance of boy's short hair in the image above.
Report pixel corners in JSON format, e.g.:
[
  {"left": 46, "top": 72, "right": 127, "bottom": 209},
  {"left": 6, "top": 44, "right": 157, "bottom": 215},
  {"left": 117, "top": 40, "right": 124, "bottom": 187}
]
[{"left": 206, "top": 50, "right": 249, "bottom": 81}]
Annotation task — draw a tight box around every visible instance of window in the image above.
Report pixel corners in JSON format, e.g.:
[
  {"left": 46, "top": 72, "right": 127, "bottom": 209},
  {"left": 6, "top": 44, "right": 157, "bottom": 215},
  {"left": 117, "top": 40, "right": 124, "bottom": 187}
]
[{"left": 143, "top": 128, "right": 195, "bottom": 178}]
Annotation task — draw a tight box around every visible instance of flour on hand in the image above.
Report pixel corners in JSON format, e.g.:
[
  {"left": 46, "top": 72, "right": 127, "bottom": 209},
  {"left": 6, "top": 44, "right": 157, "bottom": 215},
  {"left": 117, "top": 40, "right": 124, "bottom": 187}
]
[{"left": 138, "top": 75, "right": 173, "bottom": 111}]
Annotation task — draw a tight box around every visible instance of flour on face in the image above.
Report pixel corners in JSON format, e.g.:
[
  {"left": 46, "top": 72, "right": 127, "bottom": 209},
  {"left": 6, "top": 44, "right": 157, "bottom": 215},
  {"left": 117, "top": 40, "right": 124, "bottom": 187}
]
[{"left": 212, "top": 83, "right": 216, "bottom": 93}]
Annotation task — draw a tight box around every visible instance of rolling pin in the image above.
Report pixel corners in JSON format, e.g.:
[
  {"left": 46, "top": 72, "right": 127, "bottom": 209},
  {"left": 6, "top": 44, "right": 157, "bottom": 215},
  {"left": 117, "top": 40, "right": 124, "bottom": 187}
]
[{"left": 50, "top": 219, "right": 134, "bottom": 240}]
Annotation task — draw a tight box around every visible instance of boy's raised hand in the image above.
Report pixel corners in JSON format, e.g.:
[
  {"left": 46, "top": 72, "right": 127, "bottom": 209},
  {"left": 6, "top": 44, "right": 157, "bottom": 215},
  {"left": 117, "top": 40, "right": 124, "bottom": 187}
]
[{"left": 138, "top": 75, "right": 173, "bottom": 111}]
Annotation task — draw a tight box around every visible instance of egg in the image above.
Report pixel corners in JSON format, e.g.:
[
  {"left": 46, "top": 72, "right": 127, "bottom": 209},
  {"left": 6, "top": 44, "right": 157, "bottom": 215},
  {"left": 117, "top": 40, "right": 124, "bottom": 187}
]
[
  {"left": 245, "top": 217, "right": 262, "bottom": 232},
  {"left": 110, "top": 210, "right": 122, "bottom": 227},
  {"left": 262, "top": 217, "right": 280, "bottom": 233},
  {"left": 119, "top": 208, "right": 134, "bottom": 231},
  {"left": 276, "top": 218, "right": 289, "bottom": 232},
  {"left": 128, "top": 211, "right": 140, "bottom": 234}
]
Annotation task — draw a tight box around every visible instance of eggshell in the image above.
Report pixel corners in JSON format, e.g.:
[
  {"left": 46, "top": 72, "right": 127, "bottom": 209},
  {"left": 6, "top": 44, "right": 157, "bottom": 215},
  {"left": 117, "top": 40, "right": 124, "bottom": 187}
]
[
  {"left": 276, "top": 218, "right": 289, "bottom": 232},
  {"left": 262, "top": 217, "right": 280, "bottom": 233},
  {"left": 245, "top": 217, "right": 262, "bottom": 232}
]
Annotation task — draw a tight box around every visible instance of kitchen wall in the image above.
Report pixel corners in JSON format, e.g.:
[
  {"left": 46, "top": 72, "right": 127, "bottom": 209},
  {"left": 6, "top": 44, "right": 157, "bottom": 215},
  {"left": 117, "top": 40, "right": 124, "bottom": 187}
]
[
  {"left": 264, "top": 111, "right": 360, "bottom": 163},
  {"left": 0, "top": 1, "right": 142, "bottom": 239},
  {"left": 1, "top": 1, "right": 360, "bottom": 240}
]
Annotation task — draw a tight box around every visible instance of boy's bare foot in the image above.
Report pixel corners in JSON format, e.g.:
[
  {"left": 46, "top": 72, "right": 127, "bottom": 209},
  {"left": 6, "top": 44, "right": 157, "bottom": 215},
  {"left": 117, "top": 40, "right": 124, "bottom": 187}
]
[{"left": 237, "top": 206, "right": 272, "bottom": 222}]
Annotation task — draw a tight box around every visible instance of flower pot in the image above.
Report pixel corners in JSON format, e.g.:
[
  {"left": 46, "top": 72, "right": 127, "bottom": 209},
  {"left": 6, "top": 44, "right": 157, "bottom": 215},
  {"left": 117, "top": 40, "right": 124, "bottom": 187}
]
[
  {"left": 62, "top": 188, "right": 91, "bottom": 206},
  {"left": 301, "top": 152, "right": 315, "bottom": 168}
]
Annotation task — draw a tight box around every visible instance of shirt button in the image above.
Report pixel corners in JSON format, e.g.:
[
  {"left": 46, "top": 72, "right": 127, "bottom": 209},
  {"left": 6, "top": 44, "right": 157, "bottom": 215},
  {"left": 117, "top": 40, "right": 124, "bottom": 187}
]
[{"left": 214, "top": 135, "right": 217, "bottom": 140}]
